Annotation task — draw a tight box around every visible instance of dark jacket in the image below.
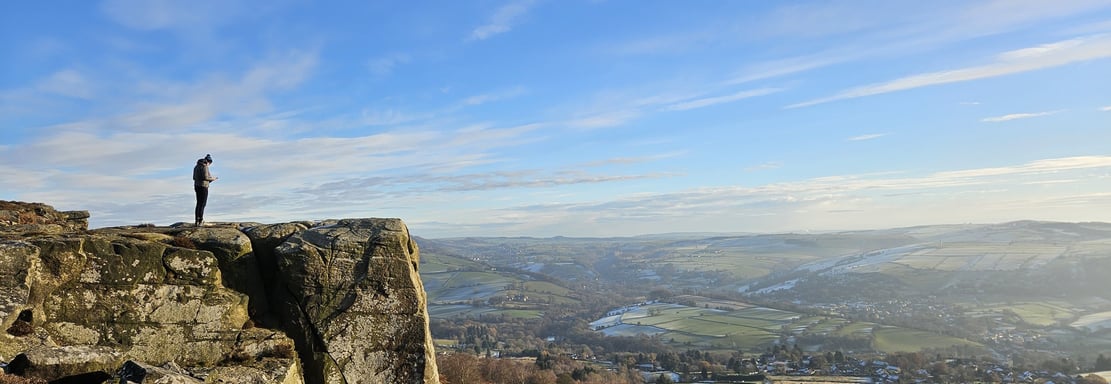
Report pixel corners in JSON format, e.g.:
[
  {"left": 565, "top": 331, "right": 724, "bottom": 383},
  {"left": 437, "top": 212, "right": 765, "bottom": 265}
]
[{"left": 193, "top": 161, "right": 215, "bottom": 187}]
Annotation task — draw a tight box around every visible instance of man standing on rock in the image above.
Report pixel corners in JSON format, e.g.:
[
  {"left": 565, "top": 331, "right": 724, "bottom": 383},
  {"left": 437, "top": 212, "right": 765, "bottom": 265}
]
[{"left": 193, "top": 154, "right": 218, "bottom": 227}]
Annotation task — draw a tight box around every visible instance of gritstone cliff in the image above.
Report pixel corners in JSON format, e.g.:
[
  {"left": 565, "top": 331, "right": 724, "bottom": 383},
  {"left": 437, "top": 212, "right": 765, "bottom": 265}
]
[{"left": 0, "top": 201, "right": 439, "bottom": 384}]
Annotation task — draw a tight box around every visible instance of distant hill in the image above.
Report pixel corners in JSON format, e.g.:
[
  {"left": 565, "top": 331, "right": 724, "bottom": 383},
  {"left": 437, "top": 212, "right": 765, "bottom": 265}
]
[{"left": 746, "top": 221, "right": 1111, "bottom": 299}]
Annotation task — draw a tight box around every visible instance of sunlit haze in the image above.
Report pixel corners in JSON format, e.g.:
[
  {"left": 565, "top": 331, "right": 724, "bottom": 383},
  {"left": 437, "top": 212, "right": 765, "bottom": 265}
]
[{"left": 2, "top": 1, "right": 1110, "bottom": 237}]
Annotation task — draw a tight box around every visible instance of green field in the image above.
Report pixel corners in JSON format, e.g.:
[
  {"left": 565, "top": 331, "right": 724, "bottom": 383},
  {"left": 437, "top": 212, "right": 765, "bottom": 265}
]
[
  {"left": 421, "top": 251, "right": 581, "bottom": 317},
  {"left": 523, "top": 281, "right": 572, "bottom": 296},
  {"left": 968, "top": 301, "right": 1077, "bottom": 327},
  {"left": 803, "top": 316, "right": 852, "bottom": 335},
  {"left": 834, "top": 322, "right": 875, "bottom": 338},
  {"left": 872, "top": 327, "right": 983, "bottom": 353},
  {"left": 593, "top": 299, "right": 990, "bottom": 354}
]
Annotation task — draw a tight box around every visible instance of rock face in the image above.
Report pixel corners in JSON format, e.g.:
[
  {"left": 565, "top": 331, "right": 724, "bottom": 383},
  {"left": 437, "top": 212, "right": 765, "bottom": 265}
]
[
  {"left": 0, "top": 201, "right": 438, "bottom": 383},
  {"left": 274, "top": 219, "right": 438, "bottom": 384}
]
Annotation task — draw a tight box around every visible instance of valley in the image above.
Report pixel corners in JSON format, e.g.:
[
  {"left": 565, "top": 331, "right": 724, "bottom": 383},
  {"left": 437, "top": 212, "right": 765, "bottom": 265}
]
[{"left": 418, "top": 221, "right": 1111, "bottom": 380}]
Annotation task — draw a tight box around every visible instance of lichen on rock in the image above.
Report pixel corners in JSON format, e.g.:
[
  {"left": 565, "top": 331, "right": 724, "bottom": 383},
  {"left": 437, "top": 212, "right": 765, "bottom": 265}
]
[
  {"left": 274, "top": 218, "right": 438, "bottom": 384},
  {"left": 0, "top": 201, "right": 438, "bottom": 384}
]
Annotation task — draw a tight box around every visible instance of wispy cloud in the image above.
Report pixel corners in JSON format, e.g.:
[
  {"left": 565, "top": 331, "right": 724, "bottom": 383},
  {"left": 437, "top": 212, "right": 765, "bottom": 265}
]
[
  {"left": 117, "top": 51, "right": 317, "bottom": 132},
  {"left": 745, "top": 162, "right": 783, "bottom": 172},
  {"left": 1101, "top": 105, "right": 1111, "bottom": 111},
  {"left": 580, "top": 153, "right": 684, "bottom": 168},
  {"left": 728, "top": 52, "right": 854, "bottom": 85},
  {"left": 0, "top": 118, "right": 550, "bottom": 225},
  {"left": 463, "top": 155, "right": 1111, "bottom": 236},
  {"left": 981, "top": 110, "right": 1061, "bottom": 122},
  {"left": 605, "top": 29, "right": 717, "bottom": 56},
  {"left": 459, "top": 86, "right": 528, "bottom": 107},
  {"left": 752, "top": 1, "right": 925, "bottom": 39},
  {"left": 930, "top": 156, "right": 1111, "bottom": 179},
  {"left": 100, "top": 0, "right": 247, "bottom": 31},
  {"left": 848, "top": 133, "right": 887, "bottom": 141},
  {"left": 367, "top": 53, "right": 411, "bottom": 77},
  {"left": 295, "top": 169, "right": 670, "bottom": 207},
  {"left": 566, "top": 110, "right": 641, "bottom": 129},
  {"left": 788, "top": 34, "right": 1111, "bottom": 108},
  {"left": 36, "top": 69, "right": 94, "bottom": 99},
  {"left": 468, "top": 0, "right": 536, "bottom": 41},
  {"left": 663, "top": 88, "right": 782, "bottom": 111}
]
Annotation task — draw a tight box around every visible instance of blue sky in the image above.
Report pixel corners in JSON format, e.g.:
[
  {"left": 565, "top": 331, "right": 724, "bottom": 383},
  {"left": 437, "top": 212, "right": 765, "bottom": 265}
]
[{"left": 2, "top": 0, "right": 1111, "bottom": 237}]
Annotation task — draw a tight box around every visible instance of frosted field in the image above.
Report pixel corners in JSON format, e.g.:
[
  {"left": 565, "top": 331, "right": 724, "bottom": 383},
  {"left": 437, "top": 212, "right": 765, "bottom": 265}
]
[
  {"left": 912, "top": 242, "right": 1065, "bottom": 270},
  {"left": 1072, "top": 311, "right": 1111, "bottom": 331},
  {"left": 589, "top": 314, "right": 622, "bottom": 329},
  {"left": 598, "top": 323, "right": 667, "bottom": 337},
  {"left": 806, "top": 241, "right": 1071, "bottom": 275}
]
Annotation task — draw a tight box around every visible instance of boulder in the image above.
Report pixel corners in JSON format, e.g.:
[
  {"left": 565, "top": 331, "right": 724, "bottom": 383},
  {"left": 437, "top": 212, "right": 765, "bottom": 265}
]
[{"left": 275, "top": 218, "right": 438, "bottom": 384}]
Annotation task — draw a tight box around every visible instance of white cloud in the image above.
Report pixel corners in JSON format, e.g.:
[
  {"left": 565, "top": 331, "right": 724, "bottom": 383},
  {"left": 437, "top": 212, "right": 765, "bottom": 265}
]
[
  {"left": 981, "top": 110, "right": 1061, "bottom": 122},
  {"left": 744, "top": 162, "right": 783, "bottom": 172},
  {"left": 457, "top": 155, "right": 1111, "bottom": 236},
  {"left": 728, "top": 53, "right": 853, "bottom": 85},
  {"left": 459, "top": 86, "right": 528, "bottom": 106},
  {"left": 788, "top": 34, "right": 1111, "bottom": 108},
  {"left": 112, "top": 51, "right": 318, "bottom": 131},
  {"left": 5, "top": 51, "right": 322, "bottom": 134},
  {"left": 0, "top": 118, "right": 552, "bottom": 227},
  {"left": 468, "top": 0, "right": 536, "bottom": 41},
  {"left": 930, "top": 156, "right": 1111, "bottom": 179},
  {"left": 663, "top": 88, "right": 782, "bottom": 111},
  {"left": 35, "top": 69, "right": 92, "bottom": 98},
  {"left": 1101, "top": 105, "right": 1111, "bottom": 111},
  {"left": 566, "top": 110, "right": 641, "bottom": 129},
  {"left": 954, "top": 0, "right": 1111, "bottom": 38},
  {"left": 848, "top": 133, "right": 887, "bottom": 141}
]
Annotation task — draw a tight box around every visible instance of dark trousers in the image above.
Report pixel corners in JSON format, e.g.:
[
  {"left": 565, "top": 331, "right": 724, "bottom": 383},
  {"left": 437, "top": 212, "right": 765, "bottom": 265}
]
[{"left": 194, "top": 185, "right": 209, "bottom": 223}]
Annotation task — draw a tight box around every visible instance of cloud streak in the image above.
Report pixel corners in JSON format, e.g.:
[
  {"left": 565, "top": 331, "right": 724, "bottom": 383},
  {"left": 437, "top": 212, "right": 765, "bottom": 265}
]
[
  {"left": 457, "top": 155, "right": 1111, "bottom": 236},
  {"left": 663, "top": 88, "right": 782, "bottom": 111},
  {"left": 468, "top": 0, "right": 536, "bottom": 41},
  {"left": 848, "top": 133, "right": 887, "bottom": 141},
  {"left": 788, "top": 34, "right": 1111, "bottom": 108},
  {"left": 981, "top": 110, "right": 1061, "bottom": 122}
]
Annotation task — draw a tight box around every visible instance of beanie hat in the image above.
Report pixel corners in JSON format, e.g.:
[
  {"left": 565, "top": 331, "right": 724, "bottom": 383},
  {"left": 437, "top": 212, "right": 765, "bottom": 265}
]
[{"left": 204, "top": 154, "right": 213, "bottom": 163}]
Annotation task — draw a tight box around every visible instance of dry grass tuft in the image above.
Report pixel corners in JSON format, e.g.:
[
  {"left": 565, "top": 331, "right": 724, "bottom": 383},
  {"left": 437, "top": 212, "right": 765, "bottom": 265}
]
[
  {"left": 172, "top": 235, "right": 197, "bottom": 249},
  {"left": 16, "top": 211, "right": 39, "bottom": 225}
]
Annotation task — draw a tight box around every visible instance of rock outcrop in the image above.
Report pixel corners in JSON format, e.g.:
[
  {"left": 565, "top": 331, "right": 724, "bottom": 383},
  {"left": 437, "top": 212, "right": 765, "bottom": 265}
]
[{"left": 0, "top": 201, "right": 438, "bottom": 384}]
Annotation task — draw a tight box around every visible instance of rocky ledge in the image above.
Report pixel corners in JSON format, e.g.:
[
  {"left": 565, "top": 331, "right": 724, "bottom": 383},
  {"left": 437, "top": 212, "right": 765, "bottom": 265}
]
[{"left": 0, "top": 201, "right": 438, "bottom": 384}]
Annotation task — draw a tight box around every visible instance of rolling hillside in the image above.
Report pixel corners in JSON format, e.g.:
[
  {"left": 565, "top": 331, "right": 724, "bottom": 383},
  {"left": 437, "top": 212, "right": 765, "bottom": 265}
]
[{"left": 416, "top": 221, "right": 1111, "bottom": 355}]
